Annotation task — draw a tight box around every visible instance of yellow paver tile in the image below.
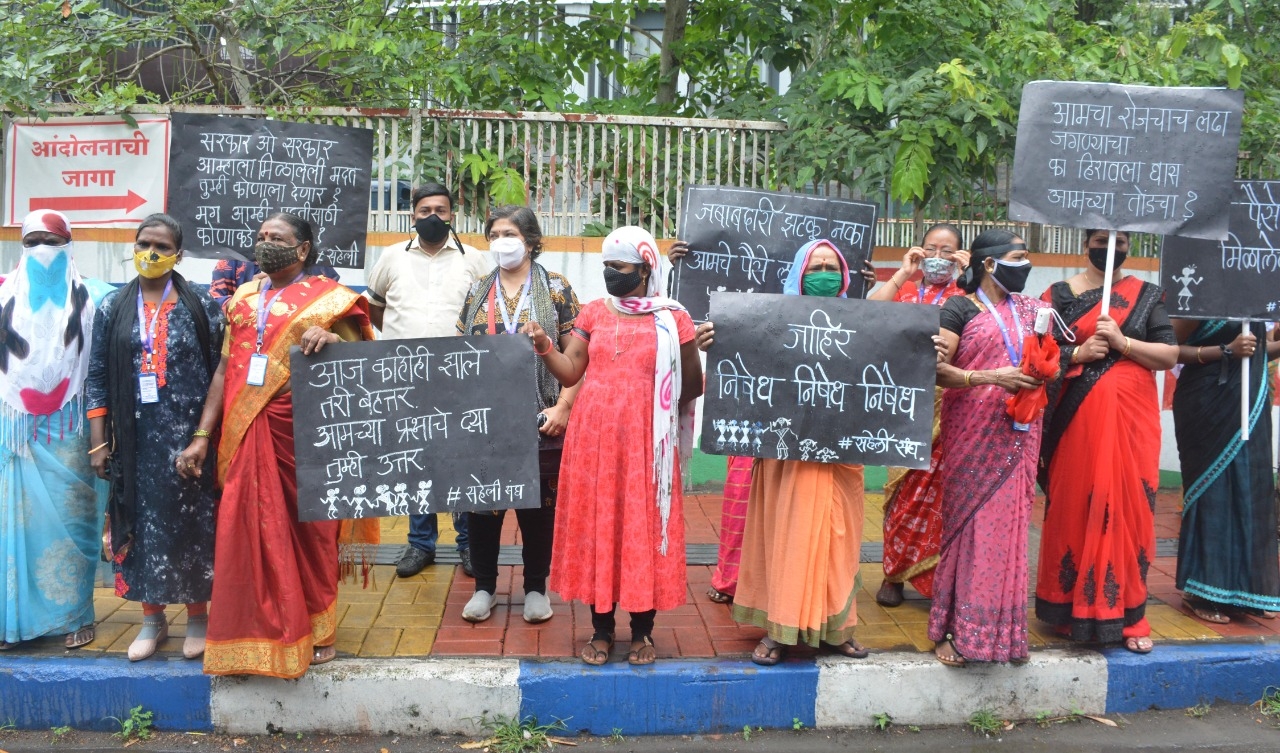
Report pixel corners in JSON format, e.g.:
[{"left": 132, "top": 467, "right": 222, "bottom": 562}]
[
  {"left": 372, "top": 611, "right": 442, "bottom": 630},
  {"left": 82, "top": 621, "right": 132, "bottom": 652},
  {"left": 414, "top": 583, "right": 451, "bottom": 604},
  {"left": 886, "top": 601, "right": 932, "bottom": 625},
  {"left": 379, "top": 602, "right": 443, "bottom": 617},
  {"left": 394, "top": 628, "right": 436, "bottom": 656},
  {"left": 333, "top": 627, "right": 367, "bottom": 655},
  {"left": 897, "top": 622, "right": 937, "bottom": 653},
  {"left": 336, "top": 588, "right": 389, "bottom": 603},
  {"left": 384, "top": 583, "right": 420, "bottom": 604},
  {"left": 105, "top": 624, "right": 142, "bottom": 653},
  {"left": 340, "top": 603, "right": 381, "bottom": 629},
  {"left": 855, "top": 602, "right": 897, "bottom": 625},
  {"left": 358, "top": 628, "right": 402, "bottom": 657},
  {"left": 854, "top": 624, "right": 915, "bottom": 651}
]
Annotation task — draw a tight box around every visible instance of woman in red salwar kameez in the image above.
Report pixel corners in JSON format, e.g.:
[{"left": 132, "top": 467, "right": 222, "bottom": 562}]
[
  {"left": 1035, "top": 230, "right": 1177, "bottom": 654},
  {"left": 188, "top": 213, "right": 378, "bottom": 679}
]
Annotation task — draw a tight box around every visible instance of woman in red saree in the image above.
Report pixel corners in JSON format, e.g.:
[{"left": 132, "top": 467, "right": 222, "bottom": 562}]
[
  {"left": 1035, "top": 230, "right": 1177, "bottom": 654},
  {"left": 929, "top": 230, "right": 1050, "bottom": 666},
  {"left": 868, "top": 223, "right": 969, "bottom": 607},
  {"left": 182, "top": 213, "right": 378, "bottom": 678}
]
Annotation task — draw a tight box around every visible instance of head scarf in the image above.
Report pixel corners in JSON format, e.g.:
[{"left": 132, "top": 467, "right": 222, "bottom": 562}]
[
  {"left": 782, "top": 239, "right": 851, "bottom": 297},
  {"left": 0, "top": 210, "right": 94, "bottom": 451},
  {"left": 600, "top": 226, "right": 689, "bottom": 555}
]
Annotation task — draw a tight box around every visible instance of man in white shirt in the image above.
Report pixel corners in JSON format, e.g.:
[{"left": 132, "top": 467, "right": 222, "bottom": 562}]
[{"left": 366, "top": 183, "right": 492, "bottom": 578}]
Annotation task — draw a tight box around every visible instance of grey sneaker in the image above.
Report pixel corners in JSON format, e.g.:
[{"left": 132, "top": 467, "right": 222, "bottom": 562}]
[
  {"left": 395, "top": 546, "right": 434, "bottom": 578},
  {"left": 523, "top": 591, "right": 554, "bottom": 623},
  {"left": 462, "top": 590, "right": 497, "bottom": 623}
]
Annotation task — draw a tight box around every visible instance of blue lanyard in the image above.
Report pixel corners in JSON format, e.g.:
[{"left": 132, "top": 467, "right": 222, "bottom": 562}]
[
  {"left": 495, "top": 271, "right": 532, "bottom": 335},
  {"left": 976, "top": 287, "right": 1022, "bottom": 367},
  {"left": 256, "top": 274, "right": 303, "bottom": 352},
  {"left": 135, "top": 279, "right": 173, "bottom": 368},
  {"left": 926, "top": 283, "right": 949, "bottom": 306}
]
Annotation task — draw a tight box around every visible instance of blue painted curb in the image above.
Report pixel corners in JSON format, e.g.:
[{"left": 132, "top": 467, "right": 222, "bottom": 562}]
[
  {"left": 1104, "top": 643, "right": 1280, "bottom": 713},
  {"left": 0, "top": 655, "right": 212, "bottom": 731},
  {"left": 518, "top": 658, "right": 818, "bottom": 735}
]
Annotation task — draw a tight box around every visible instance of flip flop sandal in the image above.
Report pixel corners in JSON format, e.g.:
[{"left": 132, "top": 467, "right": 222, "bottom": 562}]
[
  {"left": 1184, "top": 598, "right": 1230, "bottom": 624},
  {"left": 706, "top": 587, "right": 733, "bottom": 604},
  {"left": 751, "top": 638, "right": 788, "bottom": 666},
  {"left": 935, "top": 638, "right": 967, "bottom": 668},
  {"left": 64, "top": 626, "right": 95, "bottom": 649},
  {"left": 824, "top": 639, "right": 869, "bottom": 659},
  {"left": 1124, "top": 636, "right": 1154, "bottom": 654},
  {"left": 311, "top": 645, "right": 337, "bottom": 665},
  {"left": 628, "top": 635, "right": 657, "bottom": 666},
  {"left": 580, "top": 633, "right": 613, "bottom": 666}
]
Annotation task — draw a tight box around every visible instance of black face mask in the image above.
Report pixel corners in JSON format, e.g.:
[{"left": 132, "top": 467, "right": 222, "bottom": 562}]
[
  {"left": 1088, "top": 246, "right": 1127, "bottom": 271},
  {"left": 415, "top": 214, "right": 451, "bottom": 244},
  {"left": 255, "top": 241, "right": 302, "bottom": 274},
  {"left": 989, "top": 259, "right": 1032, "bottom": 294},
  {"left": 604, "top": 266, "right": 644, "bottom": 297}
]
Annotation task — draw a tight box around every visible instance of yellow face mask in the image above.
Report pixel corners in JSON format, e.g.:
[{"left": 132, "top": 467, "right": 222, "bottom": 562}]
[{"left": 133, "top": 248, "right": 178, "bottom": 279}]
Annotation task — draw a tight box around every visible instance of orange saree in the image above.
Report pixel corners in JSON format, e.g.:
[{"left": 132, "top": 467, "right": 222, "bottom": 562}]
[{"left": 204, "top": 277, "right": 378, "bottom": 678}]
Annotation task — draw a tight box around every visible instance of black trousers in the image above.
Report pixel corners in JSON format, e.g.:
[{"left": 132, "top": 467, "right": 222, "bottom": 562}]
[
  {"left": 467, "top": 504, "right": 555, "bottom": 595},
  {"left": 591, "top": 606, "right": 656, "bottom": 638}
]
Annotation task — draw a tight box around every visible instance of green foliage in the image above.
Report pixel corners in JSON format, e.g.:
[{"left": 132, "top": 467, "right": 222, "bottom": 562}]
[
  {"left": 483, "top": 715, "right": 567, "bottom": 753},
  {"left": 872, "top": 712, "right": 893, "bottom": 731},
  {"left": 792, "top": 716, "right": 804, "bottom": 730},
  {"left": 110, "top": 705, "right": 153, "bottom": 741},
  {"left": 967, "top": 708, "right": 1003, "bottom": 735},
  {"left": 1186, "top": 703, "right": 1212, "bottom": 718},
  {"left": 1259, "top": 686, "right": 1280, "bottom": 717},
  {"left": 607, "top": 727, "right": 625, "bottom": 744},
  {"left": 50, "top": 725, "right": 71, "bottom": 742}
]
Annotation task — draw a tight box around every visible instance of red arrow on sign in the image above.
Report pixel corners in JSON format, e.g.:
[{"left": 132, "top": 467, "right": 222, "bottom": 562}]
[{"left": 29, "top": 190, "right": 147, "bottom": 214}]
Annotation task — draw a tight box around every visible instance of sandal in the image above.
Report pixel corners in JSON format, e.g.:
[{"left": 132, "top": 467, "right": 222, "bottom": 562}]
[
  {"left": 311, "top": 645, "right": 336, "bottom": 665},
  {"left": 823, "top": 639, "right": 869, "bottom": 659},
  {"left": 65, "top": 626, "right": 95, "bottom": 649},
  {"left": 875, "top": 581, "right": 905, "bottom": 608},
  {"left": 935, "top": 638, "right": 966, "bottom": 668},
  {"left": 1225, "top": 605, "right": 1278, "bottom": 621},
  {"left": 580, "top": 633, "right": 613, "bottom": 666},
  {"left": 1124, "top": 636, "right": 1154, "bottom": 654},
  {"left": 706, "top": 587, "right": 733, "bottom": 604},
  {"left": 751, "top": 637, "right": 788, "bottom": 666},
  {"left": 628, "top": 635, "right": 657, "bottom": 666},
  {"left": 1184, "top": 598, "right": 1230, "bottom": 625}
]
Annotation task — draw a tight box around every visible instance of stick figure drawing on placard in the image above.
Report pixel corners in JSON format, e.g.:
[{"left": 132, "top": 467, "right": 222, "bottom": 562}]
[
  {"left": 323, "top": 488, "right": 341, "bottom": 520},
  {"left": 393, "top": 482, "right": 410, "bottom": 515},
  {"left": 375, "top": 484, "right": 394, "bottom": 515},
  {"left": 415, "top": 480, "right": 433, "bottom": 515},
  {"left": 752, "top": 421, "right": 764, "bottom": 453},
  {"left": 1171, "top": 264, "right": 1202, "bottom": 311},
  {"left": 349, "top": 485, "right": 368, "bottom": 517},
  {"left": 766, "top": 417, "right": 796, "bottom": 460},
  {"left": 712, "top": 419, "right": 727, "bottom": 451}
]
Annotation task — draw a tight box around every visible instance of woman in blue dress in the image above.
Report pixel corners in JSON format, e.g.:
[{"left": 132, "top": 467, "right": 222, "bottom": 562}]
[
  {"left": 0, "top": 210, "right": 107, "bottom": 650},
  {"left": 86, "top": 214, "right": 225, "bottom": 661}
]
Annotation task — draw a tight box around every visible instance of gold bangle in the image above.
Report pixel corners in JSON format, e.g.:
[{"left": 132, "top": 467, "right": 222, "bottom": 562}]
[
  {"left": 964, "top": 370, "right": 974, "bottom": 387},
  {"left": 193, "top": 429, "right": 212, "bottom": 438},
  {"left": 1122, "top": 337, "right": 1132, "bottom": 356},
  {"left": 1069, "top": 346, "right": 1078, "bottom": 365},
  {"left": 87, "top": 442, "right": 109, "bottom": 455},
  {"left": 1196, "top": 346, "right": 1205, "bottom": 364}
]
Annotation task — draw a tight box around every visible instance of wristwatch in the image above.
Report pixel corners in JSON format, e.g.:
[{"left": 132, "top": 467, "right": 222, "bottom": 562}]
[{"left": 1220, "top": 344, "right": 1233, "bottom": 359}]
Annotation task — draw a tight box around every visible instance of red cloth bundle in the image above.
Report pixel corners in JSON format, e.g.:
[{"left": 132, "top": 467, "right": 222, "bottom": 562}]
[{"left": 1006, "top": 333, "right": 1061, "bottom": 425}]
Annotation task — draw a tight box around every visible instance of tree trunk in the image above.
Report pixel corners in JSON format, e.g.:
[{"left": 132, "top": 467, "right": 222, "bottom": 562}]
[{"left": 655, "top": 0, "right": 690, "bottom": 106}]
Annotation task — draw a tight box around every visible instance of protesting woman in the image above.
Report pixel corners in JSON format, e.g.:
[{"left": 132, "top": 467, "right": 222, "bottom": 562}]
[
  {"left": 1035, "top": 229, "right": 1177, "bottom": 653},
  {"left": 195, "top": 212, "right": 378, "bottom": 678},
  {"left": 457, "top": 206, "right": 581, "bottom": 624},
  {"left": 0, "top": 210, "right": 104, "bottom": 650},
  {"left": 930, "top": 229, "right": 1050, "bottom": 666},
  {"left": 696, "top": 239, "right": 868, "bottom": 666},
  {"left": 86, "top": 214, "right": 225, "bottom": 661},
  {"left": 868, "top": 223, "right": 969, "bottom": 607},
  {"left": 1173, "top": 321, "right": 1280, "bottom": 623},
  {"left": 526, "top": 226, "right": 702, "bottom": 666}
]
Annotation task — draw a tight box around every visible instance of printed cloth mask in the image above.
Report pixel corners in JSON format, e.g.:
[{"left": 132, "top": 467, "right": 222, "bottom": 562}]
[
  {"left": 603, "top": 265, "right": 644, "bottom": 297},
  {"left": 255, "top": 241, "right": 302, "bottom": 274},
  {"left": 802, "top": 270, "right": 844, "bottom": 297},
  {"left": 134, "top": 248, "right": 178, "bottom": 279},
  {"left": 415, "top": 214, "right": 450, "bottom": 244},
  {"left": 921, "top": 256, "right": 956, "bottom": 286},
  {"left": 990, "top": 258, "right": 1032, "bottom": 294},
  {"left": 489, "top": 237, "right": 527, "bottom": 270},
  {"left": 1088, "top": 246, "right": 1127, "bottom": 271}
]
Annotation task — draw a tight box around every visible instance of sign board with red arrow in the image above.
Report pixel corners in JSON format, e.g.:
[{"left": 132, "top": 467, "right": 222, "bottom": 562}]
[{"left": 4, "top": 115, "right": 169, "bottom": 227}]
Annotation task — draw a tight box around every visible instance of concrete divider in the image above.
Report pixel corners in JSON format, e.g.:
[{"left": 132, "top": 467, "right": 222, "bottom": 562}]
[{"left": 1104, "top": 643, "right": 1280, "bottom": 713}]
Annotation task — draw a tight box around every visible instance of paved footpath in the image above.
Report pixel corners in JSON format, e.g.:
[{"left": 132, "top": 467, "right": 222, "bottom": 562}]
[{"left": 2, "top": 489, "right": 1278, "bottom": 736}]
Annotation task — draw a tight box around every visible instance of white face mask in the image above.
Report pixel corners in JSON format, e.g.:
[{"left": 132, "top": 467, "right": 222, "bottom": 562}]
[{"left": 489, "top": 237, "right": 527, "bottom": 270}]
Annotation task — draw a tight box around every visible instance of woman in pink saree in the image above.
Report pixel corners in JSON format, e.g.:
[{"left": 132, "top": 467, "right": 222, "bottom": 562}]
[{"left": 928, "top": 229, "right": 1053, "bottom": 666}]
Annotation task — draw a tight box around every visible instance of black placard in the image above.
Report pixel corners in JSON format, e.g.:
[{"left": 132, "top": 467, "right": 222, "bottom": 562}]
[
  {"left": 702, "top": 293, "right": 937, "bottom": 468},
  {"left": 167, "top": 113, "right": 374, "bottom": 268},
  {"left": 1160, "top": 180, "right": 1280, "bottom": 320},
  {"left": 1009, "top": 81, "right": 1243, "bottom": 240},
  {"left": 673, "top": 187, "right": 878, "bottom": 321},
  {"left": 290, "top": 336, "right": 540, "bottom": 522}
]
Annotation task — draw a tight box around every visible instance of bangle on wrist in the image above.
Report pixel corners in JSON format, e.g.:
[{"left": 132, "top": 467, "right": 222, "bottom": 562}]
[
  {"left": 1122, "top": 337, "right": 1132, "bottom": 356},
  {"left": 193, "top": 429, "right": 212, "bottom": 439},
  {"left": 1069, "top": 346, "right": 1079, "bottom": 364},
  {"left": 533, "top": 337, "right": 553, "bottom": 356},
  {"left": 1196, "top": 346, "right": 1205, "bottom": 364},
  {"left": 964, "top": 370, "right": 974, "bottom": 387},
  {"left": 88, "top": 441, "right": 109, "bottom": 455}
]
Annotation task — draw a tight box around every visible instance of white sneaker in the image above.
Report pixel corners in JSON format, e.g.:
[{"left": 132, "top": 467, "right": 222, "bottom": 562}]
[
  {"left": 523, "top": 591, "right": 554, "bottom": 623},
  {"left": 462, "top": 590, "right": 497, "bottom": 623}
]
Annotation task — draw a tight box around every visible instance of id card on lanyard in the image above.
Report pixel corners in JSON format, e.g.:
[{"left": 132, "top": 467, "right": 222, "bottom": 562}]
[
  {"left": 976, "top": 287, "right": 1030, "bottom": 431},
  {"left": 487, "top": 272, "right": 532, "bottom": 336},
  {"left": 136, "top": 279, "right": 173, "bottom": 404},
  {"left": 248, "top": 275, "right": 301, "bottom": 386}
]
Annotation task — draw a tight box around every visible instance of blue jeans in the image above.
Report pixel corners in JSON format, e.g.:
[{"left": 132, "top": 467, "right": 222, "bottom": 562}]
[{"left": 407, "top": 512, "right": 469, "bottom": 554}]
